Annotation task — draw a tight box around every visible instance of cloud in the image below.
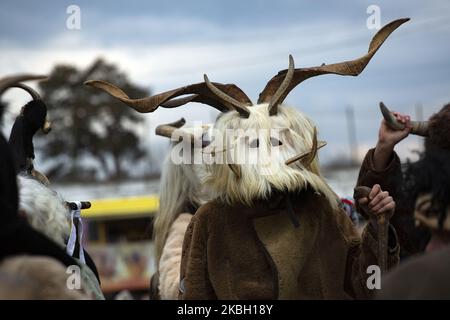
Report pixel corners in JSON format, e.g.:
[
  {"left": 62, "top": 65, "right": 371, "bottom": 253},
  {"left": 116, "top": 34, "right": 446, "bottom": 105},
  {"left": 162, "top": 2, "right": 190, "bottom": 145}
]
[{"left": 1, "top": 0, "right": 449, "bottom": 164}]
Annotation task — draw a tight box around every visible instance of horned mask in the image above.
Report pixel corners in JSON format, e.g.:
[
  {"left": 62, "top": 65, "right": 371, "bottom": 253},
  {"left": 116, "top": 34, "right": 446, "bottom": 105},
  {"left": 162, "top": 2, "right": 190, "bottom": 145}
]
[
  {"left": 0, "top": 74, "right": 51, "bottom": 133},
  {"left": 86, "top": 18, "right": 409, "bottom": 205},
  {"left": 0, "top": 74, "right": 51, "bottom": 185}
]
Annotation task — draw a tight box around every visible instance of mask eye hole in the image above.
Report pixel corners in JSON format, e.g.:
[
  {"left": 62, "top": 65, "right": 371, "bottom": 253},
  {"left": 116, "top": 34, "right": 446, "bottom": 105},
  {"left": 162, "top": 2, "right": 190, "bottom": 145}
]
[
  {"left": 201, "top": 132, "right": 212, "bottom": 148},
  {"left": 249, "top": 138, "right": 259, "bottom": 148},
  {"left": 270, "top": 137, "right": 283, "bottom": 146}
]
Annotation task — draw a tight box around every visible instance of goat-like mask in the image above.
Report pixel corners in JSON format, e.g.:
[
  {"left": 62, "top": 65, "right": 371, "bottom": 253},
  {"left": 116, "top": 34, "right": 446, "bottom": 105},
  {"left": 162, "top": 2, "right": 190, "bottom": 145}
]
[{"left": 85, "top": 19, "right": 409, "bottom": 205}]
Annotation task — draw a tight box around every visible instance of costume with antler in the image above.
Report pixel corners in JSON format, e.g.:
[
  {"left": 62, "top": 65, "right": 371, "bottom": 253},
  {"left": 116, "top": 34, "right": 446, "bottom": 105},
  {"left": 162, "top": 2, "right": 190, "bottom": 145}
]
[
  {"left": 0, "top": 75, "right": 90, "bottom": 298},
  {"left": 86, "top": 19, "right": 408, "bottom": 299},
  {"left": 7, "top": 82, "right": 51, "bottom": 183},
  {"left": 151, "top": 119, "right": 211, "bottom": 300},
  {"left": 0, "top": 75, "right": 104, "bottom": 299},
  {"left": 356, "top": 103, "right": 450, "bottom": 257},
  {"left": 0, "top": 74, "right": 76, "bottom": 266}
]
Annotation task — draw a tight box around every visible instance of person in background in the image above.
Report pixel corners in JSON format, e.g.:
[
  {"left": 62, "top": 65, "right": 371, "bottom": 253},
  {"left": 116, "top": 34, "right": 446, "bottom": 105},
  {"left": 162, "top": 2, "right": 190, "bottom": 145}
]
[
  {"left": 151, "top": 120, "right": 211, "bottom": 300},
  {"left": 379, "top": 105, "right": 450, "bottom": 299},
  {"left": 16, "top": 175, "right": 105, "bottom": 300},
  {"left": 0, "top": 75, "right": 89, "bottom": 299},
  {"left": 355, "top": 106, "right": 444, "bottom": 258}
]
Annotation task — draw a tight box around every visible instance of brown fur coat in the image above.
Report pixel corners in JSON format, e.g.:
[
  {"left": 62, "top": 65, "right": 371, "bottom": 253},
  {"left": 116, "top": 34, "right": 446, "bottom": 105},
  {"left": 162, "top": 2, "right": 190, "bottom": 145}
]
[
  {"left": 0, "top": 255, "right": 89, "bottom": 299},
  {"left": 356, "top": 148, "right": 430, "bottom": 256},
  {"left": 180, "top": 191, "right": 399, "bottom": 300}
]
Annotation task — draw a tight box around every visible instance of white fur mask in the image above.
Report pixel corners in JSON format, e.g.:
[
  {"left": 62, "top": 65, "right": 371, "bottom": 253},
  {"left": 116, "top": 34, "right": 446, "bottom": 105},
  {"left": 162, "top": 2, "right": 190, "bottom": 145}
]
[
  {"left": 203, "top": 104, "right": 338, "bottom": 208},
  {"left": 18, "top": 175, "right": 71, "bottom": 247}
]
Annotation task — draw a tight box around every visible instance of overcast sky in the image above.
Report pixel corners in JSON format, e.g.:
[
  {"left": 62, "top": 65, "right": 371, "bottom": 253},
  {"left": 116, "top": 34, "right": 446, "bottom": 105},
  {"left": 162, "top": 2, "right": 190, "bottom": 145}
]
[{"left": 1, "top": 0, "right": 449, "bottom": 165}]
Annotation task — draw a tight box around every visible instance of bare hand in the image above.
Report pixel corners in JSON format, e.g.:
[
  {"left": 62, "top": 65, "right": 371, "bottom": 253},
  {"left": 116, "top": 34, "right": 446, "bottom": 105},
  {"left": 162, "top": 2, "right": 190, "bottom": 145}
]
[
  {"left": 378, "top": 112, "right": 412, "bottom": 149},
  {"left": 358, "top": 184, "right": 395, "bottom": 220},
  {"left": 373, "top": 112, "right": 412, "bottom": 170}
]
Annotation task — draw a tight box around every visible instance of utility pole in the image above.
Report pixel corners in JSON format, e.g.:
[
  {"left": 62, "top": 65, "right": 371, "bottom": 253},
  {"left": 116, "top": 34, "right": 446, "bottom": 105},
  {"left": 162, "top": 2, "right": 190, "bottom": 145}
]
[
  {"left": 415, "top": 103, "right": 424, "bottom": 121},
  {"left": 415, "top": 102, "right": 425, "bottom": 152},
  {"left": 345, "top": 105, "right": 358, "bottom": 165}
]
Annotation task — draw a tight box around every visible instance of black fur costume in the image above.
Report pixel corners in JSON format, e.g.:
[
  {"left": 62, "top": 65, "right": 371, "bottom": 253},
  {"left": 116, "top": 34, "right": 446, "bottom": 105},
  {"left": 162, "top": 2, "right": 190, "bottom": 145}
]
[
  {"left": 8, "top": 99, "right": 47, "bottom": 173},
  {"left": 402, "top": 104, "right": 450, "bottom": 230}
]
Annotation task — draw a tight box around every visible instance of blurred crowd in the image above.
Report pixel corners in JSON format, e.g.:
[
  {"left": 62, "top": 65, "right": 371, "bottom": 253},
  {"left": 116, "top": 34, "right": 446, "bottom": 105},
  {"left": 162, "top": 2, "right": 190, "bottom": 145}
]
[{"left": 0, "top": 32, "right": 449, "bottom": 299}]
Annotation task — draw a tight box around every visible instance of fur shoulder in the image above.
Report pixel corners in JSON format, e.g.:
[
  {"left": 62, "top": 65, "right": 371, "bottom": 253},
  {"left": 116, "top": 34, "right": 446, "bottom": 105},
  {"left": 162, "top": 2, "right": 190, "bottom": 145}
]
[
  {"left": 330, "top": 203, "right": 361, "bottom": 247},
  {"left": 194, "top": 199, "right": 229, "bottom": 223}
]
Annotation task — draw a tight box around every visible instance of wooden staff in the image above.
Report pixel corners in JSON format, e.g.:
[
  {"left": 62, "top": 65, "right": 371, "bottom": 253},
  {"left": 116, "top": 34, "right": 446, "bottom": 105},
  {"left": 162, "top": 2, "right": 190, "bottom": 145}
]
[{"left": 354, "top": 186, "right": 389, "bottom": 274}]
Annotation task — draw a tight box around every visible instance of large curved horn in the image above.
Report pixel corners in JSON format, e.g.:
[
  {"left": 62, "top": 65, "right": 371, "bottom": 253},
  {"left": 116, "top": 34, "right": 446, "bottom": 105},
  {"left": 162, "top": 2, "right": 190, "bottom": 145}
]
[
  {"left": 268, "top": 55, "right": 295, "bottom": 116},
  {"left": 258, "top": 18, "right": 410, "bottom": 107},
  {"left": 84, "top": 80, "right": 252, "bottom": 115},
  {"left": 13, "top": 83, "right": 52, "bottom": 134},
  {"left": 204, "top": 75, "right": 251, "bottom": 118},
  {"left": 0, "top": 74, "right": 47, "bottom": 96},
  {"left": 379, "top": 102, "right": 428, "bottom": 136},
  {"left": 11, "top": 83, "right": 41, "bottom": 100}
]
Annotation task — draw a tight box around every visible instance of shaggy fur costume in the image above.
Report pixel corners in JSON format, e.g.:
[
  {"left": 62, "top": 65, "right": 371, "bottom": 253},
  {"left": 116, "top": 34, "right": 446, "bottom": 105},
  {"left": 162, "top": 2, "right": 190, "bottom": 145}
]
[
  {"left": 18, "top": 175, "right": 71, "bottom": 246},
  {"left": 8, "top": 99, "right": 47, "bottom": 173},
  {"left": 180, "top": 190, "right": 399, "bottom": 299},
  {"left": 16, "top": 177, "right": 103, "bottom": 299},
  {"left": 428, "top": 104, "right": 450, "bottom": 151},
  {"left": 180, "top": 101, "right": 400, "bottom": 300}
]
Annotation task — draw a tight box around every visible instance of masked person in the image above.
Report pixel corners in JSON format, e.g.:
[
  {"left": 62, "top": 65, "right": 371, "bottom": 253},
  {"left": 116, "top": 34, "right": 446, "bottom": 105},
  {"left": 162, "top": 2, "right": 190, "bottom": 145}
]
[
  {"left": 151, "top": 120, "right": 211, "bottom": 299},
  {"left": 356, "top": 103, "right": 450, "bottom": 259},
  {"left": 357, "top": 104, "right": 450, "bottom": 299},
  {"left": 0, "top": 75, "right": 90, "bottom": 299},
  {"left": 85, "top": 18, "right": 409, "bottom": 299}
]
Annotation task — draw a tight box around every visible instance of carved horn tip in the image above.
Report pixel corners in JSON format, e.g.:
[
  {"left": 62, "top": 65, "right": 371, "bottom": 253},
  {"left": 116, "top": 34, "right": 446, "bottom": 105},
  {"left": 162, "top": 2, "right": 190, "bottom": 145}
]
[
  {"left": 83, "top": 80, "right": 112, "bottom": 88},
  {"left": 379, "top": 101, "right": 404, "bottom": 130},
  {"left": 83, "top": 80, "right": 97, "bottom": 86},
  {"left": 288, "top": 54, "right": 294, "bottom": 65},
  {"left": 379, "top": 101, "right": 429, "bottom": 137},
  {"left": 172, "top": 117, "right": 186, "bottom": 128},
  {"left": 268, "top": 54, "right": 295, "bottom": 115}
]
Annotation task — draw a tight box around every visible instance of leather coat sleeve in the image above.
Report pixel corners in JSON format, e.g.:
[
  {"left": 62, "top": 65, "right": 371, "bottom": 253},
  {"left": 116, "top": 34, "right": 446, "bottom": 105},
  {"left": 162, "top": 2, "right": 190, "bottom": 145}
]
[
  {"left": 355, "top": 148, "right": 429, "bottom": 257},
  {"left": 355, "top": 148, "right": 402, "bottom": 216},
  {"left": 345, "top": 220, "right": 400, "bottom": 299},
  {"left": 336, "top": 207, "right": 400, "bottom": 299}
]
